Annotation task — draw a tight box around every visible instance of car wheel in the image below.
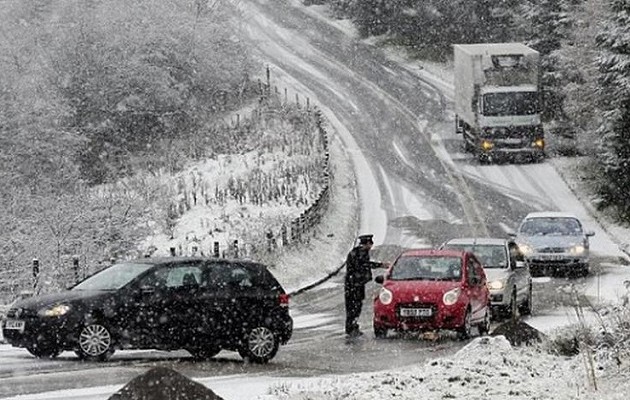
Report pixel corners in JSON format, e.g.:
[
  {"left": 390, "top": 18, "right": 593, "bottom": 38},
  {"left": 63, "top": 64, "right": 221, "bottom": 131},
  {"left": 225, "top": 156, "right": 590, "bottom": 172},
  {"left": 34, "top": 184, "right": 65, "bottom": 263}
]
[
  {"left": 519, "top": 285, "right": 533, "bottom": 316},
  {"left": 187, "top": 346, "right": 221, "bottom": 361},
  {"left": 238, "top": 326, "right": 279, "bottom": 364},
  {"left": 478, "top": 306, "right": 491, "bottom": 336},
  {"left": 26, "top": 344, "right": 61, "bottom": 359},
  {"left": 76, "top": 322, "right": 114, "bottom": 361},
  {"left": 374, "top": 325, "right": 388, "bottom": 339},
  {"left": 507, "top": 291, "right": 518, "bottom": 321},
  {"left": 457, "top": 308, "right": 473, "bottom": 340}
]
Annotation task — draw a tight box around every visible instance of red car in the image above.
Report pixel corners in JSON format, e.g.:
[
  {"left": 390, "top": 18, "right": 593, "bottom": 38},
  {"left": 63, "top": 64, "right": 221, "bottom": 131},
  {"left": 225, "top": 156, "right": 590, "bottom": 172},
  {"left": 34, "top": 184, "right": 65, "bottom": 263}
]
[{"left": 373, "top": 249, "right": 490, "bottom": 339}]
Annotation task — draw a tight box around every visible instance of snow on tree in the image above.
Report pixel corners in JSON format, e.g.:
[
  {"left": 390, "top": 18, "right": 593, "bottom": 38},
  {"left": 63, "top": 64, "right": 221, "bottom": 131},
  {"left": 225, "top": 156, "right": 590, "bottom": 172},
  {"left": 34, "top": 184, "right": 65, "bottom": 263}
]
[{"left": 594, "top": 0, "right": 630, "bottom": 218}]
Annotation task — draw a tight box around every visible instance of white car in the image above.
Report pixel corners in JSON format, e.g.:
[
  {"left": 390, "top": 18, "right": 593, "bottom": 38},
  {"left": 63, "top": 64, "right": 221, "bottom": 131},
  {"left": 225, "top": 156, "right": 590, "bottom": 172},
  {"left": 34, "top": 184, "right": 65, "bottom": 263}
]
[
  {"left": 513, "top": 211, "right": 594, "bottom": 277},
  {"left": 441, "top": 237, "right": 532, "bottom": 319}
]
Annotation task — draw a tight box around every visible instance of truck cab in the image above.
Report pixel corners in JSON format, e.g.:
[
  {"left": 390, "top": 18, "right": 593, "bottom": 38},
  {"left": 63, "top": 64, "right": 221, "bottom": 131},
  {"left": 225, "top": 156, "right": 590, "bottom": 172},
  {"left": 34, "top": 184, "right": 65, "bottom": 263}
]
[{"left": 453, "top": 43, "right": 545, "bottom": 163}]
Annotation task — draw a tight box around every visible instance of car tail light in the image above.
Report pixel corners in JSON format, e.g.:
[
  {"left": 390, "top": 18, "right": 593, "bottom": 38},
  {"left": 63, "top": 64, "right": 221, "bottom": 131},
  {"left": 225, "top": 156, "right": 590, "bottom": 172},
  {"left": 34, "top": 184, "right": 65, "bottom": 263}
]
[{"left": 279, "top": 293, "right": 290, "bottom": 308}]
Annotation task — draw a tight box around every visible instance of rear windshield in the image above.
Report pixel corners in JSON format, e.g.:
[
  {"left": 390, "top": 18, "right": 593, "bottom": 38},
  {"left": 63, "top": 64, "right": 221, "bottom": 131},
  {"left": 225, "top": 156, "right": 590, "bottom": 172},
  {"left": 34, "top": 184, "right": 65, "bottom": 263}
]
[
  {"left": 390, "top": 256, "right": 462, "bottom": 281},
  {"left": 443, "top": 244, "right": 507, "bottom": 268}
]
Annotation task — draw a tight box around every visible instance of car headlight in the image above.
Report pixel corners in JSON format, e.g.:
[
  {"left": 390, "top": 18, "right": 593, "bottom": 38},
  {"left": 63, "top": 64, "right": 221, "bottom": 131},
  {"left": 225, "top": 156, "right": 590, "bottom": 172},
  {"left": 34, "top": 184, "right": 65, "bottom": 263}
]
[
  {"left": 378, "top": 288, "right": 393, "bottom": 305},
  {"left": 518, "top": 244, "right": 533, "bottom": 255},
  {"left": 570, "top": 245, "right": 585, "bottom": 255},
  {"left": 487, "top": 280, "right": 505, "bottom": 290},
  {"left": 443, "top": 288, "right": 461, "bottom": 306},
  {"left": 38, "top": 304, "right": 71, "bottom": 317}
]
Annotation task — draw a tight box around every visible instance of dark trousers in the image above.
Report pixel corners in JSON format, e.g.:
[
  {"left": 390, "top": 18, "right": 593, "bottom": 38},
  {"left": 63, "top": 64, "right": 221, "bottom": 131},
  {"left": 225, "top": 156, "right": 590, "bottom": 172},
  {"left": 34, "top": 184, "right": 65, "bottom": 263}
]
[{"left": 344, "top": 285, "right": 365, "bottom": 334}]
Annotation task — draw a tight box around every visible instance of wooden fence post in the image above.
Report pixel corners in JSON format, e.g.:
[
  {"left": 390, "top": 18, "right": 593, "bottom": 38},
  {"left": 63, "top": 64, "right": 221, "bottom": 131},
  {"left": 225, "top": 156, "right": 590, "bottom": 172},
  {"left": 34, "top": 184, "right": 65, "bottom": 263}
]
[{"left": 32, "top": 258, "right": 39, "bottom": 292}]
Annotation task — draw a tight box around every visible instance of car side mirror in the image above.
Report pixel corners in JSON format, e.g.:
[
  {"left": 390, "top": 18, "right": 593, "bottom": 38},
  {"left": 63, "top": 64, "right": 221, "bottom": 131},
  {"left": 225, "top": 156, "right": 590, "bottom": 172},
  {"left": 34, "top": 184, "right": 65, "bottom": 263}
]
[
  {"left": 374, "top": 275, "right": 385, "bottom": 285},
  {"left": 586, "top": 231, "right": 595, "bottom": 237},
  {"left": 515, "top": 261, "right": 526, "bottom": 269}
]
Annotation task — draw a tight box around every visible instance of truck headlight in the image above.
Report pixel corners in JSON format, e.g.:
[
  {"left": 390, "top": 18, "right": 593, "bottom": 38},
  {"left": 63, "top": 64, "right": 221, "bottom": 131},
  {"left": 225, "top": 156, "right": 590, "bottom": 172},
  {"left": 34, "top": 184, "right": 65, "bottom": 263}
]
[
  {"left": 443, "top": 288, "right": 461, "bottom": 306},
  {"left": 378, "top": 288, "right": 393, "bottom": 305},
  {"left": 533, "top": 139, "right": 545, "bottom": 149},
  {"left": 38, "top": 304, "right": 71, "bottom": 317},
  {"left": 487, "top": 280, "right": 505, "bottom": 290},
  {"left": 569, "top": 245, "right": 585, "bottom": 255}
]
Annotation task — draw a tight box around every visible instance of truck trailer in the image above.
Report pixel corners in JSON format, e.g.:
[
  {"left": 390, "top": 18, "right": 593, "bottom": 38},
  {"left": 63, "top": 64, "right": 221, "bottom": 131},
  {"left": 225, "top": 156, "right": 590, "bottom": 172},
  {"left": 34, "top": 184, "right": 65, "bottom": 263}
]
[{"left": 453, "top": 43, "right": 544, "bottom": 162}]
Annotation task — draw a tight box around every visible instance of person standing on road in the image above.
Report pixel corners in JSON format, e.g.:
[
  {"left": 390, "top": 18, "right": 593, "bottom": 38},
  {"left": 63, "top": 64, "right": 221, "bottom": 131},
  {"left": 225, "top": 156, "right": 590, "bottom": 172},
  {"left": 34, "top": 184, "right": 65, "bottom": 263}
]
[{"left": 344, "top": 234, "right": 383, "bottom": 337}]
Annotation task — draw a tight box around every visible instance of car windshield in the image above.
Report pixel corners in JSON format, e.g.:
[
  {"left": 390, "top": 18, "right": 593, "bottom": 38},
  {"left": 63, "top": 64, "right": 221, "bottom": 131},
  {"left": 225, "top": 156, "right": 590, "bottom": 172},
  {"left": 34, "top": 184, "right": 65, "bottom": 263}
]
[
  {"left": 519, "top": 217, "right": 583, "bottom": 236},
  {"left": 72, "top": 263, "right": 154, "bottom": 291},
  {"left": 444, "top": 244, "right": 507, "bottom": 268},
  {"left": 389, "top": 256, "right": 462, "bottom": 281}
]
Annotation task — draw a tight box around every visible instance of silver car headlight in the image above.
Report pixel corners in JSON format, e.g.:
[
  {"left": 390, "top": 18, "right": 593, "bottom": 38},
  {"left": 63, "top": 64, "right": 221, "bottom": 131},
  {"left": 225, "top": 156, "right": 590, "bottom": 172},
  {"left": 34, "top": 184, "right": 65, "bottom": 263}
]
[
  {"left": 569, "top": 245, "right": 585, "bottom": 255},
  {"left": 378, "top": 288, "right": 393, "bottom": 305},
  {"left": 487, "top": 280, "right": 505, "bottom": 290},
  {"left": 443, "top": 288, "right": 461, "bottom": 306},
  {"left": 38, "top": 304, "right": 71, "bottom": 317}
]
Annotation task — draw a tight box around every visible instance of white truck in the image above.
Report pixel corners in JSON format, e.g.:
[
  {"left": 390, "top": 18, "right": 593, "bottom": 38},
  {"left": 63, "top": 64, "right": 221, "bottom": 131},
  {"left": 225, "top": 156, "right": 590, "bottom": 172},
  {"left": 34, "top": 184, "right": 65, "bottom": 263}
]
[{"left": 453, "top": 43, "right": 544, "bottom": 162}]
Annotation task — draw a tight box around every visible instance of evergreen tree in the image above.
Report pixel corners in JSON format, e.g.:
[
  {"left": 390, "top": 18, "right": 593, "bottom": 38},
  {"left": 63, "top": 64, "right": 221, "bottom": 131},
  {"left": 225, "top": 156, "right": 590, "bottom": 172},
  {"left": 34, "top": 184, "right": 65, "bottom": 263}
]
[{"left": 594, "top": 0, "right": 630, "bottom": 218}]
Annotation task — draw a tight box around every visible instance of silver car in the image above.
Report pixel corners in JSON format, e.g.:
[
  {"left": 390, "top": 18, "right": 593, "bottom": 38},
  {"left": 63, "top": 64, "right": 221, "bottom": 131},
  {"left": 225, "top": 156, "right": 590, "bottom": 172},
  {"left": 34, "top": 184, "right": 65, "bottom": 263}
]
[
  {"left": 513, "top": 211, "right": 595, "bottom": 277},
  {"left": 441, "top": 237, "right": 532, "bottom": 320}
]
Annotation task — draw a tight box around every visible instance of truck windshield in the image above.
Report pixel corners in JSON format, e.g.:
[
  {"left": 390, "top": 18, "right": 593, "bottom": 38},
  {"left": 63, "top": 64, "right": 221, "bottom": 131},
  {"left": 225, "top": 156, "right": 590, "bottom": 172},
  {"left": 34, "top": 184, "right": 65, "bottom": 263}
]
[{"left": 482, "top": 92, "right": 539, "bottom": 116}]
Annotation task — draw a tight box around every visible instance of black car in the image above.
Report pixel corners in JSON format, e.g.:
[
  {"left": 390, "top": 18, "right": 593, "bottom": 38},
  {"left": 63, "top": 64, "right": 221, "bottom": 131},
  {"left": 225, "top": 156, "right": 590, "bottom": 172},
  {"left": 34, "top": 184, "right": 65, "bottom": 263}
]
[{"left": 1, "top": 257, "right": 293, "bottom": 363}]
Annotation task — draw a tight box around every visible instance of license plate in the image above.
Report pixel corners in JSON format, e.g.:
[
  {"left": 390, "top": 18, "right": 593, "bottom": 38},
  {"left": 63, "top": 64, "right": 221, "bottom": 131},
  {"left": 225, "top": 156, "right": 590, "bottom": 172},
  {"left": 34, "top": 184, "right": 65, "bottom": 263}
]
[
  {"left": 4, "top": 319, "right": 25, "bottom": 332},
  {"left": 400, "top": 308, "right": 432, "bottom": 317},
  {"left": 538, "top": 254, "right": 565, "bottom": 261}
]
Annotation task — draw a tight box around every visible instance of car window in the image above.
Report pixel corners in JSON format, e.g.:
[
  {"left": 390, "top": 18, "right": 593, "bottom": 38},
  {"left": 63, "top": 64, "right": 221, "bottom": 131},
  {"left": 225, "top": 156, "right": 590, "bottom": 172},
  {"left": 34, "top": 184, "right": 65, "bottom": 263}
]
[
  {"left": 519, "top": 217, "right": 583, "bottom": 236},
  {"left": 390, "top": 256, "right": 462, "bottom": 281},
  {"left": 203, "top": 262, "right": 256, "bottom": 289},
  {"left": 164, "top": 265, "right": 203, "bottom": 289},
  {"left": 444, "top": 244, "right": 507, "bottom": 268},
  {"left": 135, "top": 263, "right": 204, "bottom": 290}
]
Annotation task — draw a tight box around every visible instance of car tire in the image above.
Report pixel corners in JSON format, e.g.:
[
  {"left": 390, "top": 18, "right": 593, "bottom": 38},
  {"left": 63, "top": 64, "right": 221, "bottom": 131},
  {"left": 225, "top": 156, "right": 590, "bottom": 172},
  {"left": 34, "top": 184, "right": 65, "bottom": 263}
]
[
  {"left": 478, "top": 306, "right": 491, "bottom": 336},
  {"left": 374, "top": 325, "right": 388, "bottom": 339},
  {"left": 26, "top": 344, "right": 61, "bottom": 359},
  {"left": 457, "top": 308, "right": 473, "bottom": 340},
  {"left": 507, "top": 291, "right": 518, "bottom": 321},
  {"left": 238, "top": 326, "right": 279, "bottom": 364},
  {"left": 76, "top": 321, "right": 114, "bottom": 361},
  {"left": 187, "top": 346, "right": 221, "bottom": 361},
  {"left": 519, "top": 285, "right": 533, "bottom": 316}
]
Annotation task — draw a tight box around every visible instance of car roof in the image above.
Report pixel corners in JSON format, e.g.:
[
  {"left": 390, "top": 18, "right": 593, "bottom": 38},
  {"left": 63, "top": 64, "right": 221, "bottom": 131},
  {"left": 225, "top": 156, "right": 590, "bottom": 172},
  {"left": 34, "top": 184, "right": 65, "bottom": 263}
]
[
  {"left": 398, "top": 248, "right": 468, "bottom": 258},
  {"left": 443, "top": 237, "right": 509, "bottom": 246},
  {"left": 524, "top": 211, "right": 580, "bottom": 220},
  {"left": 120, "top": 257, "right": 264, "bottom": 268}
]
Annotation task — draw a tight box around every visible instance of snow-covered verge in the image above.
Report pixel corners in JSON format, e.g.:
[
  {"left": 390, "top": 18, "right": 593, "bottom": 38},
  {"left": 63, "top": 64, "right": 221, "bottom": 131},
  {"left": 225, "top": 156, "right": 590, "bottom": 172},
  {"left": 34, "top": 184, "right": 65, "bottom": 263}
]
[{"left": 258, "top": 336, "right": 592, "bottom": 400}]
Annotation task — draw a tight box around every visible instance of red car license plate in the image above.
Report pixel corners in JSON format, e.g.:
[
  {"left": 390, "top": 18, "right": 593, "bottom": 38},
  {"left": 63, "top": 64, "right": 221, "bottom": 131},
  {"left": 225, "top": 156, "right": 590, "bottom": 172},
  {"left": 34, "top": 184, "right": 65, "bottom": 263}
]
[{"left": 400, "top": 308, "right": 432, "bottom": 317}]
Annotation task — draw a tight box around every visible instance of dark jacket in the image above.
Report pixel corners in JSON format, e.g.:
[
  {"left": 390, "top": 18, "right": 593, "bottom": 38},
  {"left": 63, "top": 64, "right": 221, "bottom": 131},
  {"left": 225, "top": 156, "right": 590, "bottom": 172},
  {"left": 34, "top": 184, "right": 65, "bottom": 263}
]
[{"left": 344, "top": 246, "right": 374, "bottom": 288}]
